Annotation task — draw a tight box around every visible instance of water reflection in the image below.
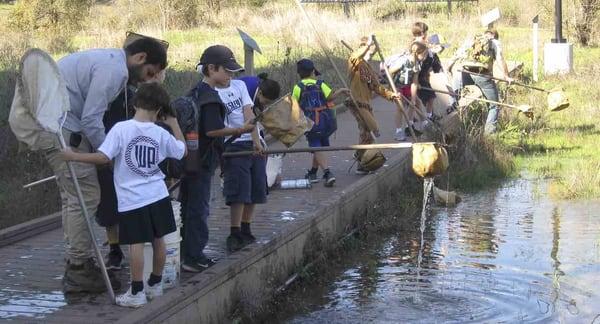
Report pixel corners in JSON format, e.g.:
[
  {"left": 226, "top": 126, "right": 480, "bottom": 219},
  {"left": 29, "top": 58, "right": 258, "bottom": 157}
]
[
  {"left": 0, "top": 290, "right": 66, "bottom": 320},
  {"left": 278, "top": 179, "right": 600, "bottom": 323}
]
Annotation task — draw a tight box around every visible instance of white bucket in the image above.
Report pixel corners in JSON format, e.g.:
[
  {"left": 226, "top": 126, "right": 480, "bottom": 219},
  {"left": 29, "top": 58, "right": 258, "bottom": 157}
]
[
  {"left": 266, "top": 154, "right": 284, "bottom": 188},
  {"left": 143, "top": 200, "right": 182, "bottom": 289}
]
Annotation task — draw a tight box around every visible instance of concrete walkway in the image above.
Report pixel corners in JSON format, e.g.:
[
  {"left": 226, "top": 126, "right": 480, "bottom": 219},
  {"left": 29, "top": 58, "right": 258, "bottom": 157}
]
[{"left": 0, "top": 97, "right": 414, "bottom": 323}]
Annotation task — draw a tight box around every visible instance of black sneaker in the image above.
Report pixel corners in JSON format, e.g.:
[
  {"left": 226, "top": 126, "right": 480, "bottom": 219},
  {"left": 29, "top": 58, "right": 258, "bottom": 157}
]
[
  {"left": 197, "top": 256, "right": 217, "bottom": 268},
  {"left": 405, "top": 126, "right": 422, "bottom": 138},
  {"left": 182, "top": 257, "right": 216, "bottom": 273},
  {"left": 323, "top": 171, "right": 336, "bottom": 187},
  {"left": 105, "top": 249, "right": 123, "bottom": 271},
  {"left": 240, "top": 232, "right": 256, "bottom": 245},
  {"left": 304, "top": 170, "right": 319, "bottom": 183},
  {"left": 226, "top": 234, "right": 246, "bottom": 252}
]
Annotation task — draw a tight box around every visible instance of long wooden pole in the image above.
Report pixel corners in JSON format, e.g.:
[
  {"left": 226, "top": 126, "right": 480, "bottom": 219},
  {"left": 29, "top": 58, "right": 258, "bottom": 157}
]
[
  {"left": 458, "top": 69, "right": 549, "bottom": 93},
  {"left": 371, "top": 36, "right": 420, "bottom": 140},
  {"left": 419, "top": 85, "right": 528, "bottom": 110},
  {"left": 57, "top": 133, "right": 115, "bottom": 303},
  {"left": 223, "top": 142, "right": 416, "bottom": 158},
  {"left": 342, "top": 38, "right": 428, "bottom": 134}
]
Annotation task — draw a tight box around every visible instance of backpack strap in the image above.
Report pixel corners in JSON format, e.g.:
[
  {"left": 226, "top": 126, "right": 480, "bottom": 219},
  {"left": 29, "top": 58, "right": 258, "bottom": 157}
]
[{"left": 296, "top": 81, "right": 306, "bottom": 99}]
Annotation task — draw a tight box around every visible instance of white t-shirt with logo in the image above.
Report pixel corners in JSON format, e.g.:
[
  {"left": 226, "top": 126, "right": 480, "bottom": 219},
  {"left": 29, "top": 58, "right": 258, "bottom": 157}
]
[
  {"left": 216, "top": 79, "right": 255, "bottom": 143},
  {"left": 98, "top": 119, "right": 186, "bottom": 212}
]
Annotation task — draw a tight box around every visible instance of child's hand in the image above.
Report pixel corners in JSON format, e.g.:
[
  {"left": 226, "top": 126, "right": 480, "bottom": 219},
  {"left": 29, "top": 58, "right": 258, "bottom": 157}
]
[
  {"left": 163, "top": 115, "right": 179, "bottom": 129},
  {"left": 253, "top": 140, "right": 265, "bottom": 155},
  {"left": 241, "top": 122, "right": 255, "bottom": 134},
  {"left": 59, "top": 147, "right": 77, "bottom": 162}
]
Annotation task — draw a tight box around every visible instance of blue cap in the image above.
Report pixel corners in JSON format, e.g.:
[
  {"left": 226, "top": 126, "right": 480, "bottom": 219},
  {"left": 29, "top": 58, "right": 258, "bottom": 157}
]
[{"left": 296, "top": 59, "right": 321, "bottom": 76}]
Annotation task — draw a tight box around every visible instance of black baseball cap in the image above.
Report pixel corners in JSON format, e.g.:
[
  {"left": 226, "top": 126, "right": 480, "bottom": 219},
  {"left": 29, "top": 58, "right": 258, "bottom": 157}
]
[
  {"left": 199, "top": 45, "right": 244, "bottom": 72},
  {"left": 297, "top": 58, "right": 321, "bottom": 76}
]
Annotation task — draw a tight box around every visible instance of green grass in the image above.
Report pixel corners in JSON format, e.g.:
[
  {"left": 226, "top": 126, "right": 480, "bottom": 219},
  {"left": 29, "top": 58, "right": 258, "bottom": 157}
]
[{"left": 496, "top": 46, "right": 600, "bottom": 199}]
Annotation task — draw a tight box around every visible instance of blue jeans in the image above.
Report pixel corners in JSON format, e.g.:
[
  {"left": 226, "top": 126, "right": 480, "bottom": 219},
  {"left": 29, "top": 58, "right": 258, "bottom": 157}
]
[
  {"left": 453, "top": 71, "right": 500, "bottom": 134},
  {"left": 181, "top": 169, "right": 213, "bottom": 263}
]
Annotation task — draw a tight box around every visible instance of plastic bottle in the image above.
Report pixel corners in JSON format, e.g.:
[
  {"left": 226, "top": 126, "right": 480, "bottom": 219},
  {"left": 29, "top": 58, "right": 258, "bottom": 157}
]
[{"left": 280, "top": 179, "right": 312, "bottom": 189}]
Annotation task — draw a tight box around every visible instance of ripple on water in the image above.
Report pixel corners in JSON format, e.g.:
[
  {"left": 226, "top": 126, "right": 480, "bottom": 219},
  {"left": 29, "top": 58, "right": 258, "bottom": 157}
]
[{"left": 285, "top": 179, "right": 600, "bottom": 323}]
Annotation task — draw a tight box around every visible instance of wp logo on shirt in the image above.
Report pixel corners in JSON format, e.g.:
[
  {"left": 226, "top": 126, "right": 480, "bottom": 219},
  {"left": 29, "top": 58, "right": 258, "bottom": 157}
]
[{"left": 125, "top": 136, "right": 160, "bottom": 177}]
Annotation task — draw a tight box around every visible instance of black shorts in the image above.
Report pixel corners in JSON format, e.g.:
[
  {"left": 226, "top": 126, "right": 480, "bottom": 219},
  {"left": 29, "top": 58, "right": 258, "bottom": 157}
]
[
  {"left": 118, "top": 197, "right": 176, "bottom": 244},
  {"left": 417, "top": 81, "right": 436, "bottom": 104},
  {"left": 223, "top": 141, "right": 267, "bottom": 206}
]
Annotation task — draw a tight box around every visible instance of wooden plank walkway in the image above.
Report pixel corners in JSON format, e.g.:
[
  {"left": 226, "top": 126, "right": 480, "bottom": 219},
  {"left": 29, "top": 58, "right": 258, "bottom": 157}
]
[{"left": 0, "top": 96, "right": 415, "bottom": 323}]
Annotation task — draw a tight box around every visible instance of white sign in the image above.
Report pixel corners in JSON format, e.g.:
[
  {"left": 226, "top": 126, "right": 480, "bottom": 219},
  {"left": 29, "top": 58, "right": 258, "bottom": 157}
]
[{"left": 481, "top": 8, "right": 501, "bottom": 27}]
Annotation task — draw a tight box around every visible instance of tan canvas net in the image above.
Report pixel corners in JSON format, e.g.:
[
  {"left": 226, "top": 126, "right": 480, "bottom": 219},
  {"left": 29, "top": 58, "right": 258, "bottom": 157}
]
[{"left": 260, "top": 95, "right": 314, "bottom": 147}]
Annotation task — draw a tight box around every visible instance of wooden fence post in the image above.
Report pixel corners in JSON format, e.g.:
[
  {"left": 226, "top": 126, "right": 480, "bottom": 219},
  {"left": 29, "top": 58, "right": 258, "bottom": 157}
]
[{"left": 237, "top": 28, "right": 262, "bottom": 77}]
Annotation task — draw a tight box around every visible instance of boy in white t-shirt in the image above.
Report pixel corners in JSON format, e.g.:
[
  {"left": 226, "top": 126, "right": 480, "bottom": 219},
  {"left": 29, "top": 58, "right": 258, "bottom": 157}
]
[
  {"left": 216, "top": 79, "right": 267, "bottom": 252},
  {"left": 61, "top": 83, "right": 186, "bottom": 308}
]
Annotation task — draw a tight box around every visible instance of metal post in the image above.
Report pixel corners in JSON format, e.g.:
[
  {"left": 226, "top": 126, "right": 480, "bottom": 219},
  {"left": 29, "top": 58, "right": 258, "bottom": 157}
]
[
  {"left": 552, "top": 0, "right": 566, "bottom": 43},
  {"left": 343, "top": 1, "right": 350, "bottom": 18},
  {"left": 238, "top": 28, "right": 261, "bottom": 76},
  {"left": 532, "top": 15, "right": 539, "bottom": 82},
  {"left": 57, "top": 132, "right": 115, "bottom": 303},
  {"left": 243, "top": 43, "right": 254, "bottom": 76}
]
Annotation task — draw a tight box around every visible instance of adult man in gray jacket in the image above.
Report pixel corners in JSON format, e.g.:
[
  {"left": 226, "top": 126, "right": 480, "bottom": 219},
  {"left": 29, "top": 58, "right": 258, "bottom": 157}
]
[{"left": 44, "top": 38, "right": 167, "bottom": 293}]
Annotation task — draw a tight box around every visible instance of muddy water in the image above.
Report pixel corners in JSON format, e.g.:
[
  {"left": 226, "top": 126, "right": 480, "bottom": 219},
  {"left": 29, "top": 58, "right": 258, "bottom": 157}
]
[{"left": 277, "top": 179, "right": 600, "bottom": 323}]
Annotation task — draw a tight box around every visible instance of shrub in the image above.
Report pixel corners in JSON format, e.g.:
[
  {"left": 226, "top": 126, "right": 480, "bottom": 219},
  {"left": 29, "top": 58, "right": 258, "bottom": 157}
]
[
  {"left": 9, "top": 0, "right": 92, "bottom": 34},
  {"left": 571, "top": 0, "right": 600, "bottom": 46}
]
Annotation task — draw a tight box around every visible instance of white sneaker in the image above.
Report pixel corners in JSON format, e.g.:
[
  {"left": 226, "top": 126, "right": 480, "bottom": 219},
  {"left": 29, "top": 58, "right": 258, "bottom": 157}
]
[
  {"left": 116, "top": 288, "right": 147, "bottom": 308},
  {"left": 394, "top": 129, "right": 407, "bottom": 141},
  {"left": 145, "top": 282, "right": 163, "bottom": 301}
]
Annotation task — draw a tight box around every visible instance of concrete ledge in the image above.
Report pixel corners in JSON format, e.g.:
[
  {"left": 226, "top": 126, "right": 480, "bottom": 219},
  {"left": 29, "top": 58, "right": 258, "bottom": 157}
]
[
  {"left": 0, "top": 212, "right": 61, "bottom": 247},
  {"left": 118, "top": 149, "right": 412, "bottom": 324}
]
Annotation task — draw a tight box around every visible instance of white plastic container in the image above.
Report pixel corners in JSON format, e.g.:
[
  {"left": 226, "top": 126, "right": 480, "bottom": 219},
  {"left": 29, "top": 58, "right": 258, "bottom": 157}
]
[{"left": 143, "top": 200, "right": 182, "bottom": 289}]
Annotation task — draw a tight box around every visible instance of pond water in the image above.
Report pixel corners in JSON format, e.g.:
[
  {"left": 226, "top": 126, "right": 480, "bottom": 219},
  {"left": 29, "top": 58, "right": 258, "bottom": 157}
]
[{"left": 274, "top": 179, "right": 600, "bottom": 323}]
